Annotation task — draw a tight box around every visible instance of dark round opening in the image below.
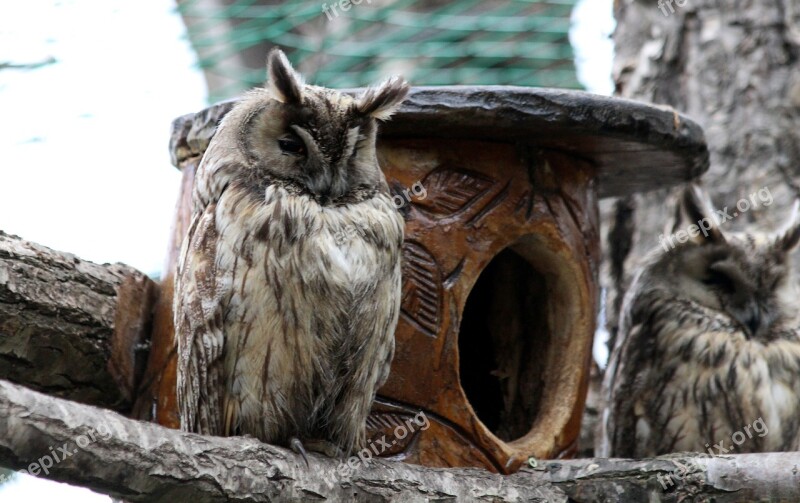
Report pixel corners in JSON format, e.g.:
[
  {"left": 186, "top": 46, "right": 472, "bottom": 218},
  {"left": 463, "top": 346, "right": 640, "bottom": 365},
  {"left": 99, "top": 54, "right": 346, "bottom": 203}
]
[{"left": 458, "top": 247, "right": 550, "bottom": 442}]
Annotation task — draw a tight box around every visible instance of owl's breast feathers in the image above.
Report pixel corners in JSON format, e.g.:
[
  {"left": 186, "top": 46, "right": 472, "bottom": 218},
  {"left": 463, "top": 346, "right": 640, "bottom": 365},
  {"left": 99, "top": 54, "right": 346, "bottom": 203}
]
[
  {"left": 603, "top": 284, "right": 800, "bottom": 457},
  {"left": 176, "top": 181, "right": 403, "bottom": 454}
]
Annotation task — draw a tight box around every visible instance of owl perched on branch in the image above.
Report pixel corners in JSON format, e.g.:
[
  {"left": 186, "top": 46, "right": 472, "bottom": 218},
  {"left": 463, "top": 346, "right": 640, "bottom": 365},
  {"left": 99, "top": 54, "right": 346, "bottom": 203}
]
[
  {"left": 599, "top": 185, "right": 800, "bottom": 457},
  {"left": 174, "top": 49, "right": 408, "bottom": 461}
]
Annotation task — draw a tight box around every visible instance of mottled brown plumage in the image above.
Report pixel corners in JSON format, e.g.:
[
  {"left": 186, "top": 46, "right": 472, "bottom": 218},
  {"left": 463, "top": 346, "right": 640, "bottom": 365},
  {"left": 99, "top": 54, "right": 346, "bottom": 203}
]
[
  {"left": 174, "top": 48, "right": 408, "bottom": 457},
  {"left": 599, "top": 185, "right": 800, "bottom": 457}
]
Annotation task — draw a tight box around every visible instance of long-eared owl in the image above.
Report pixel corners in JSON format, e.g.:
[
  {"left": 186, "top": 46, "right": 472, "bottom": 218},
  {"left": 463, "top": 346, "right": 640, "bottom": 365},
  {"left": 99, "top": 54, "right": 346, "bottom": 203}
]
[
  {"left": 175, "top": 48, "right": 409, "bottom": 458},
  {"left": 600, "top": 185, "right": 800, "bottom": 457}
]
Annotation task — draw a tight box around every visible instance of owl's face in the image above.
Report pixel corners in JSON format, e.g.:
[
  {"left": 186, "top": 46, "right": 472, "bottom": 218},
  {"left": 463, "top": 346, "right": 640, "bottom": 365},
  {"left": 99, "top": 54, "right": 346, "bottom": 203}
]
[
  {"left": 647, "top": 186, "right": 800, "bottom": 341},
  {"left": 225, "top": 49, "right": 409, "bottom": 205}
]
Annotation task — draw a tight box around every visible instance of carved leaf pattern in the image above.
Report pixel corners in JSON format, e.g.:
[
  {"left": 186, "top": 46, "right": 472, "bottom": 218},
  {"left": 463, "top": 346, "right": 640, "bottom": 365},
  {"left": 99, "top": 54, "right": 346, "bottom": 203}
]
[
  {"left": 413, "top": 168, "right": 494, "bottom": 218},
  {"left": 365, "top": 412, "right": 421, "bottom": 457},
  {"left": 400, "top": 241, "right": 441, "bottom": 337}
]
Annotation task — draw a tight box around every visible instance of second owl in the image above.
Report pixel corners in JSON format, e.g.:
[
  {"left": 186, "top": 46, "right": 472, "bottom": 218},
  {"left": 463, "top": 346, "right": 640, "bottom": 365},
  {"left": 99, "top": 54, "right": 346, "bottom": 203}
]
[{"left": 599, "top": 185, "right": 800, "bottom": 457}]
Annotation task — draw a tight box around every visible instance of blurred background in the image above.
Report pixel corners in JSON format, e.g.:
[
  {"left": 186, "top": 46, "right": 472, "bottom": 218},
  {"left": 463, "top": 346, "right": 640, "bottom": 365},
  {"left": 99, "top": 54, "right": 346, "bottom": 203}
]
[
  {"left": 182, "top": 0, "right": 596, "bottom": 101},
  {"left": 0, "top": 0, "right": 612, "bottom": 499}
]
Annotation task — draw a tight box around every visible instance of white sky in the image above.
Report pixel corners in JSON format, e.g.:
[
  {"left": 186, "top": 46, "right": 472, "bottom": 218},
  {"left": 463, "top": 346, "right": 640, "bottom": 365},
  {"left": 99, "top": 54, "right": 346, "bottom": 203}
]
[
  {"left": 571, "top": 0, "right": 616, "bottom": 96},
  {"left": 0, "top": 0, "right": 614, "bottom": 499},
  {"left": 0, "top": 0, "right": 207, "bottom": 277}
]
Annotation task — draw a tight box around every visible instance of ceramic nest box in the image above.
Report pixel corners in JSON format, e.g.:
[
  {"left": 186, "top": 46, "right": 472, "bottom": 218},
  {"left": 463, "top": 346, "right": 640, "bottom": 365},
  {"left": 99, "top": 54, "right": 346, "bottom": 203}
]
[{"left": 135, "top": 87, "right": 708, "bottom": 474}]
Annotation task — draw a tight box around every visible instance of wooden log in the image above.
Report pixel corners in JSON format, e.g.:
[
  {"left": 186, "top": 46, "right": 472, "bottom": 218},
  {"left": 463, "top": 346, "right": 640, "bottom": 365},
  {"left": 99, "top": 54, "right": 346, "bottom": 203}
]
[
  {"left": 0, "top": 231, "right": 157, "bottom": 411},
  {"left": 2, "top": 378, "right": 798, "bottom": 502}
]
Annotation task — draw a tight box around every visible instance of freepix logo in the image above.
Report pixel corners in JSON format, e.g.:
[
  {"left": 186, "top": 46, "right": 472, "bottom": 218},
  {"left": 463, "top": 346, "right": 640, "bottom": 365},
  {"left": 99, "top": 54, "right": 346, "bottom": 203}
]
[
  {"left": 0, "top": 423, "right": 115, "bottom": 483},
  {"left": 322, "top": 0, "right": 373, "bottom": 21},
  {"left": 332, "top": 180, "right": 426, "bottom": 246},
  {"left": 658, "top": 187, "right": 774, "bottom": 252},
  {"left": 657, "top": 417, "right": 769, "bottom": 490},
  {"left": 321, "top": 411, "right": 430, "bottom": 483},
  {"left": 657, "top": 0, "right": 689, "bottom": 17}
]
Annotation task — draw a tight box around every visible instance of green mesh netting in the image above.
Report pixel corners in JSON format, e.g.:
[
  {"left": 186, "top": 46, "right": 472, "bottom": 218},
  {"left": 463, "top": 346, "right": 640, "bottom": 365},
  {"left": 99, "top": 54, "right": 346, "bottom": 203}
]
[{"left": 179, "top": 0, "right": 581, "bottom": 102}]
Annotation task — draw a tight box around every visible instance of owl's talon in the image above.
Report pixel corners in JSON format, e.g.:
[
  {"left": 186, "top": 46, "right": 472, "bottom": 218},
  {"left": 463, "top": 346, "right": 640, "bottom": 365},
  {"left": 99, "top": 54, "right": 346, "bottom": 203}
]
[
  {"left": 290, "top": 437, "right": 310, "bottom": 468},
  {"left": 304, "top": 439, "right": 345, "bottom": 458}
]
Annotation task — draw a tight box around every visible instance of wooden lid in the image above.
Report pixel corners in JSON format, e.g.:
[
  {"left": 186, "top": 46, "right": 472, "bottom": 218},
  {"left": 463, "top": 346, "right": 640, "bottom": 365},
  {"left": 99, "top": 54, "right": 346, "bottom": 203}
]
[{"left": 170, "top": 86, "right": 709, "bottom": 198}]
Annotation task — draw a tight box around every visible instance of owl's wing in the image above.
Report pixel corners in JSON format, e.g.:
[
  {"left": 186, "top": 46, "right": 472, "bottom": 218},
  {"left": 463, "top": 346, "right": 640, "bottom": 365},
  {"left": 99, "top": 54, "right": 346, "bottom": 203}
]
[
  {"left": 599, "top": 285, "right": 658, "bottom": 458},
  {"left": 374, "top": 259, "right": 401, "bottom": 390},
  {"left": 174, "top": 202, "right": 231, "bottom": 436}
]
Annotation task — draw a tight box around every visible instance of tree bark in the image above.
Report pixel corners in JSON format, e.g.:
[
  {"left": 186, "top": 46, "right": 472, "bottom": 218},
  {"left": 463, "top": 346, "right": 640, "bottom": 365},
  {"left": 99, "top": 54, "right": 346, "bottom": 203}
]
[
  {"left": 0, "top": 379, "right": 564, "bottom": 502},
  {"left": 0, "top": 231, "right": 157, "bottom": 411},
  {"left": 2, "top": 378, "right": 799, "bottom": 502},
  {"left": 605, "top": 0, "right": 800, "bottom": 303}
]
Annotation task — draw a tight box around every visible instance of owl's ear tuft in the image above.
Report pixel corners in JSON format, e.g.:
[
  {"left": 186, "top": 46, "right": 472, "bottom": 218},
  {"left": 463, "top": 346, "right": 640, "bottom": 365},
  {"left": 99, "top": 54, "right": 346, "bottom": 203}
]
[
  {"left": 267, "top": 48, "right": 304, "bottom": 104},
  {"left": 678, "top": 184, "right": 726, "bottom": 244},
  {"left": 773, "top": 200, "right": 800, "bottom": 253},
  {"left": 357, "top": 76, "right": 410, "bottom": 121}
]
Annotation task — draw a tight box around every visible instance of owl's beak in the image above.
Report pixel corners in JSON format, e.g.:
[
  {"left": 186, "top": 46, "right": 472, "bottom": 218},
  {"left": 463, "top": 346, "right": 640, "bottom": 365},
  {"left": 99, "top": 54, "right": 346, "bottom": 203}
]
[
  {"left": 290, "top": 126, "right": 350, "bottom": 203},
  {"left": 305, "top": 163, "right": 333, "bottom": 199},
  {"left": 733, "top": 300, "right": 765, "bottom": 338},
  {"left": 743, "top": 310, "right": 761, "bottom": 338},
  {"left": 304, "top": 159, "right": 348, "bottom": 204}
]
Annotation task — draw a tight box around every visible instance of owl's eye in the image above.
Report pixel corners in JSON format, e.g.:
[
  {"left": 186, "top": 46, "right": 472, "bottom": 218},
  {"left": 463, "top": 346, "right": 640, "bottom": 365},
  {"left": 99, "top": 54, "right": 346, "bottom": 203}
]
[
  {"left": 703, "top": 269, "right": 736, "bottom": 291},
  {"left": 278, "top": 135, "right": 305, "bottom": 156}
]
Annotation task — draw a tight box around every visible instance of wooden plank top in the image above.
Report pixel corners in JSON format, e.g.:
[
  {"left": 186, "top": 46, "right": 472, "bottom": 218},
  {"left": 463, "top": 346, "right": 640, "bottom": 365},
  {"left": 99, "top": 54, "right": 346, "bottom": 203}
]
[{"left": 169, "top": 86, "right": 709, "bottom": 199}]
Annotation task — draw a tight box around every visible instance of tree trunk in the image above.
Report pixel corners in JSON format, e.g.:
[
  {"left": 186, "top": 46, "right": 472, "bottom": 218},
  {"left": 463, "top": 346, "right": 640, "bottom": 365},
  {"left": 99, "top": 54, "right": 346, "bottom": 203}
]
[{"left": 601, "top": 0, "right": 800, "bottom": 366}]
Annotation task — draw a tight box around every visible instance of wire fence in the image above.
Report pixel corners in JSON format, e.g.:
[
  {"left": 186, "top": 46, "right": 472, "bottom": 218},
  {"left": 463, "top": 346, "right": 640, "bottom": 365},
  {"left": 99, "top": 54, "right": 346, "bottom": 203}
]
[{"left": 179, "top": 0, "right": 581, "bottom": 102}]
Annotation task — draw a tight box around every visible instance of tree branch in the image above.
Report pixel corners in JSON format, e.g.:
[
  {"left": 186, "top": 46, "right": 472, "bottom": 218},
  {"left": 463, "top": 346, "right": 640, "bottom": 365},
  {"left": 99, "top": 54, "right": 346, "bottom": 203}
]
[
  {"left": 2, "top": 378, "right": 799, "bottom": 502},
  {"left": 0, "top": 231, "right": 157, "bottom": 411},
  {"left": 0, "top": 379, "right": 563, "bottom": 502}
]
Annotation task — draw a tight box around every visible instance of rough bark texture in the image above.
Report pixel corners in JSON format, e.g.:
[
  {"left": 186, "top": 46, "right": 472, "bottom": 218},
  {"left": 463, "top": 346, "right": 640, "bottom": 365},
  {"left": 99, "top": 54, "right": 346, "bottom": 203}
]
[
  {"left": 2, "top": 378, "right": 799, "bottom": 502},
  {"left": 0, "top": 379, "right": 564, "bottom": 502},
  {"left": 605, "top": 0, "right": 800, "bottom": 319},
  {"left": 0, "top": 231, "right": 157, "bottom": 411}
]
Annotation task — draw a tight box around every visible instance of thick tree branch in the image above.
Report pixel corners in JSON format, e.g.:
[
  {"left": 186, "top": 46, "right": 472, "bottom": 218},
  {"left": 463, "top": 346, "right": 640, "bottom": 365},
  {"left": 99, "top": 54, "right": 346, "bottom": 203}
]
[
  {"left": 0, "top": 231, "right": 157, "bottom": 411},
  {"left": 0, "top": 379, "right": 563, "bottom": 502},
  {"left": 2, "top": 379, "right": 799, "bottom": 502}
]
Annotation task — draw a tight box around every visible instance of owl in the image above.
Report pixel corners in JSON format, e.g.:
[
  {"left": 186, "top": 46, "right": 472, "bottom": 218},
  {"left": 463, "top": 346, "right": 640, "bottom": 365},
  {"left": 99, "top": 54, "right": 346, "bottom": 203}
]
[
  {"left": 174, "top": 48, "right": 408, "bottom": 461},
  {"left": 599, "top": 184, "right": 800, "bottom": 458}
]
